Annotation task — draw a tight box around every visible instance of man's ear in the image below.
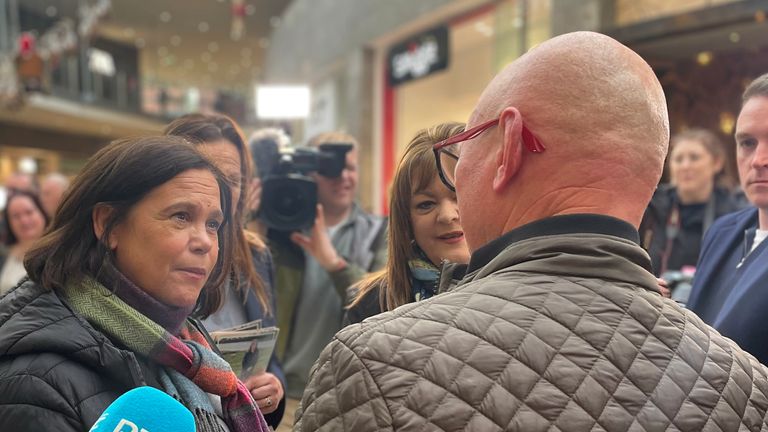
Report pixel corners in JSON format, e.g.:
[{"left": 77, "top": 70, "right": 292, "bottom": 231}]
[
  {"left": 92, "top": 204, "right": 118, "bottom": 249},
  {"left": 492, "top": 106, "right": 524, "bottom": 192}
]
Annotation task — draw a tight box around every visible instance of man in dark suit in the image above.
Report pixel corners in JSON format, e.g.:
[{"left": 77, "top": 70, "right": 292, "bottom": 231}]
[{"left": 687, "top": 72, "right": 768, "bottom": 363}]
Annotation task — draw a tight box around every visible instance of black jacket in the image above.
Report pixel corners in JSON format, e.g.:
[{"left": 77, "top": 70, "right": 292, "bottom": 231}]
[
  {"left": 639, "top": 185, "right": 745, "bottom": 276},
  {"left": 0, "top": 280, "right": 160, "bottom": 431}
]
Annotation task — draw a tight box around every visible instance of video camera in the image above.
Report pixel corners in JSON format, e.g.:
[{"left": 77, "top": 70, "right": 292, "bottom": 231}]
[{"left": 251, "top": 137, "right": 353, "bottom": 231}]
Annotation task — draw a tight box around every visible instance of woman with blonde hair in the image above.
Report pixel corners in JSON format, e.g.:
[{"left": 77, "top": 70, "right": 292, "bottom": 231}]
[{"left": 346, "top": 122, "right": 470, "bottom": 323}]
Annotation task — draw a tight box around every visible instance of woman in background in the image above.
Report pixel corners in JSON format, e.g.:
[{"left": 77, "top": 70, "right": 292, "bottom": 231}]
[
  {"left": 347, "top": 122, "right": 470, "bottom": 324},
  {"left": 0, "top": 191, "right": 48, "bottom": 294},
  {"left": 165, "top": 113, "right": 285, "bottom": 428},
  {"left": 641, "top": 129, "right": 746, "bottom": 278}
]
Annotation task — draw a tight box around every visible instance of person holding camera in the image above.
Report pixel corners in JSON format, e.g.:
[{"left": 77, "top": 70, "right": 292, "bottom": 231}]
[{"left": 253, "top": 131, "right": 387, "bottom": 403}]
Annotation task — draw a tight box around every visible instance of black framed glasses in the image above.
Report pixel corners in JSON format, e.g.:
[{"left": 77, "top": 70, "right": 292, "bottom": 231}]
[{"left": 432, "top": 116, "right": 545, "bottom": 191}]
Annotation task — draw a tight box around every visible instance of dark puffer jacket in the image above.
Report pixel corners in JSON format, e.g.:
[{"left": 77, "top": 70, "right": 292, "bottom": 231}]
[
  {"left": 296, "top": 215, "right": 768, "bottom": 431},
  {"left": 0, "top": 280, "right": 159, "bottom": 431}
]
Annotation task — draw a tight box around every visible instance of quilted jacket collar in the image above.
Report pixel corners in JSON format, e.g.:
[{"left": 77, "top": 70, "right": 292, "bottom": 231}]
[
  {"left": 0, "top": 279, "right": 146, "bottom": 388},
  {"left": 461, "top": 214, "right": 659, "bottom": 294}
]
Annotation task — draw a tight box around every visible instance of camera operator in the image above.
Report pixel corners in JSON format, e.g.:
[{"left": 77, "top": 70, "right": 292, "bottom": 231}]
[{"left": 249, "top": 131, "right": 387, "bottom": 402}]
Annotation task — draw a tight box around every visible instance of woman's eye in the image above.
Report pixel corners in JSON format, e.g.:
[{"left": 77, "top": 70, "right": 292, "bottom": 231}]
[
  {"left": 416, "top": 201, "right": 435, "bottom": 210},
  {"left": 206, "top": 220, "right": 222, "bottom": 232}
]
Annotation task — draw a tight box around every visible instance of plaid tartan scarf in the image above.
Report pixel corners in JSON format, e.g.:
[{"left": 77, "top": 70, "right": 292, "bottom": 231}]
[{"left": 62, "top": 277, "right": 269, "bottom": 432}]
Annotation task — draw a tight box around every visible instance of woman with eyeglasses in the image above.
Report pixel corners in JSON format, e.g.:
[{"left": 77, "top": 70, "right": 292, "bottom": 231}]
[{"left": 346, "top": 123, "right": 470, "bottom": 324}]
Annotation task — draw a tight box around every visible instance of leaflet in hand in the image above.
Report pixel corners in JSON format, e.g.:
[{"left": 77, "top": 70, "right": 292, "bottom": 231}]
[{"left": 210, "top": 322, "right": 279, "bottom": 380}]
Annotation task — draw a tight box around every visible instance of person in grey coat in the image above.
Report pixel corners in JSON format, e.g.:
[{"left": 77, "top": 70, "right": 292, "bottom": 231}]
[{"left": 295, "top": 31, "right": 768, "bottom": 431}]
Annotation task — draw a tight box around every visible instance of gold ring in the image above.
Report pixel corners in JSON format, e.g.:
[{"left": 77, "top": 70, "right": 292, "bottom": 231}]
[{"left": 266, "top": 397, "right": 272, "bottom": 407}]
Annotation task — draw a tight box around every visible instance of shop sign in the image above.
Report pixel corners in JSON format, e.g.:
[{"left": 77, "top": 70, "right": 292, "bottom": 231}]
[{"left": 388, "top": 26, "right": 449, "bottom": 86}]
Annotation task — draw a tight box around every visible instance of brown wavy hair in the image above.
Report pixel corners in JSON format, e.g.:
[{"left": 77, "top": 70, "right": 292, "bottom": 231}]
[
  {"left": 24, "top": 136, "right": 235, "bottom": 317},
  {"left": 351, "top": 122, "right": 465, "bottom": 312},
  {"left": 164, "top": 113, "right": 269, "bottom": 315}
]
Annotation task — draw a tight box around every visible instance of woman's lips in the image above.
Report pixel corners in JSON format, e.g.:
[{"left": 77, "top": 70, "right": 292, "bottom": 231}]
[
  {"left": 437, "top": 231, "right": 465, "bottom": 244},
  {"left": 177, "top": 267, "right": 207, "bottom": 280}
]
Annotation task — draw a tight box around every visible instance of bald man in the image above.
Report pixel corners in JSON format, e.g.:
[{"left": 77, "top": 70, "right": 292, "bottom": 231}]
[{"left": 295, "top": 32, "right": 768, "bottom": 431}]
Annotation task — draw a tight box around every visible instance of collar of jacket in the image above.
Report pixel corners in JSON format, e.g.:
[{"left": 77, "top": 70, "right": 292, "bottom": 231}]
[
  {"left": 462, "top": 214, "right": 659, "bottom": 294},
  {"left": 0, "top": 280, "right": 149, "bottom": 388}
]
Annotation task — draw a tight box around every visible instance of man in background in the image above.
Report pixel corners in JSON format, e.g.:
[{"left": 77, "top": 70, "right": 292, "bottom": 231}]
[
  {"left": 40, "top": 172, "right": 70, "bottom": 218},
  {"left": 687, "top": 72, "right": 768, "bottom": 363}
]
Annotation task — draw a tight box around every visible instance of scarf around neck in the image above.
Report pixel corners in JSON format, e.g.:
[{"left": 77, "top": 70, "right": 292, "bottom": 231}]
[
  {"left": 408, "top": 248, "right": 440, "bottom": 302},
  {"left": 61, "top": 277, "right": 269, "bottom": 432}
]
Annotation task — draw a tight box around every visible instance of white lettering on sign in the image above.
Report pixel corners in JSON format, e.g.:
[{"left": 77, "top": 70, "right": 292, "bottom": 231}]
[{"left": 392, "top": 37, "right": 439, "bottom": 80}]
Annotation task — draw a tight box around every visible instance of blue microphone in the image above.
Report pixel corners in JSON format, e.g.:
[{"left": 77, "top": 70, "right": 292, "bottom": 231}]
[{"left": 88, "top": 386, "right": 195, "bottom": 432}]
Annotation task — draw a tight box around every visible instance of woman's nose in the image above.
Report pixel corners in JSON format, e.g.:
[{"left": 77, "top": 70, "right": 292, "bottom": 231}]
[
  {"left": 190, "top": 225, "right": 214, "bottom": 254},
  {"left": 436, "top": 201, "right": 459, "bottom": 224}
]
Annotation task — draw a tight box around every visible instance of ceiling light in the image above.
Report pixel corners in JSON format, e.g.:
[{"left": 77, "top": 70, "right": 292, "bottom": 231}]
[
  {"left": 159, "top": 11, "right": 172, "bottom": 23},
  {"left": 729, "top": 32, "right": 741, "bottom": 43},
  {"left": 198, "top": 22, "right": 210, "bottom": 33},
  {"left": 245, "top": 5, "right": 256, "bottom": 15},
  {"left": 18, "top": 157, "right": 37, "bottom": 174},
  {"left": 696, "top": 51, "right": 713, "bottom": 66},
  {"left": 171, "top": 35, "right": 182, "bottom": 46},
  {"left": 256, "top": 85, "right": 310, "bottom": 119},
  {"left": 45, "top": 6, "right": 57, "bottom": 17}
]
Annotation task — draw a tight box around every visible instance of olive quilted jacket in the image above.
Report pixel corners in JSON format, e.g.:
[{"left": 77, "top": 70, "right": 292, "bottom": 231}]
[{"left": 296, "top": 216, "right": 768, "bottom": 431}]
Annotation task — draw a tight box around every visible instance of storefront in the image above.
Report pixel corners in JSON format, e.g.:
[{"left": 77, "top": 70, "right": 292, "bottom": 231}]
[
  {"left": 608, "top": 0, "right": 768, "bottom": 185},
  {"left": 376, "top": 0, "right": 551, "bottom": 211}
]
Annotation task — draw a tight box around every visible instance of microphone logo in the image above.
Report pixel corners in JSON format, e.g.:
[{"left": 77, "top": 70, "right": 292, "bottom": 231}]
[{"left": 112, "top": 419, "right": 150, "bottom": 432}]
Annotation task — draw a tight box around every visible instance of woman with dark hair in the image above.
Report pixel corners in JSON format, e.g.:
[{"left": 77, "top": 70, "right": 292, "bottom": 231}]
[
  {"left": 0, "top": 136, "right": 269, "bottom": 432},
  {"left": 0, "top": 191, "right": 48, "bottom": 294},
  {"left": 164, "top": 113, "right": 285, "bottom": 427},
  {"left": 347, "top": 123, "right": 470, "bottom": 323}
]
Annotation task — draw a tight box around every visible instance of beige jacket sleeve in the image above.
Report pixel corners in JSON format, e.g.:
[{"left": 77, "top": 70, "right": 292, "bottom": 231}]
[{"left": 294, "top": 336, "right": 393, "bottom": 431}]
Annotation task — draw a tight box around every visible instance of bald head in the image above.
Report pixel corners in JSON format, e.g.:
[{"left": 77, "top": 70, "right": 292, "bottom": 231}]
[
  {"left": 476, "top": 32, "right": 667, "bottom": 175},
  {"left": 458, "top": 32, "right": 669, "bottom": 247}
]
